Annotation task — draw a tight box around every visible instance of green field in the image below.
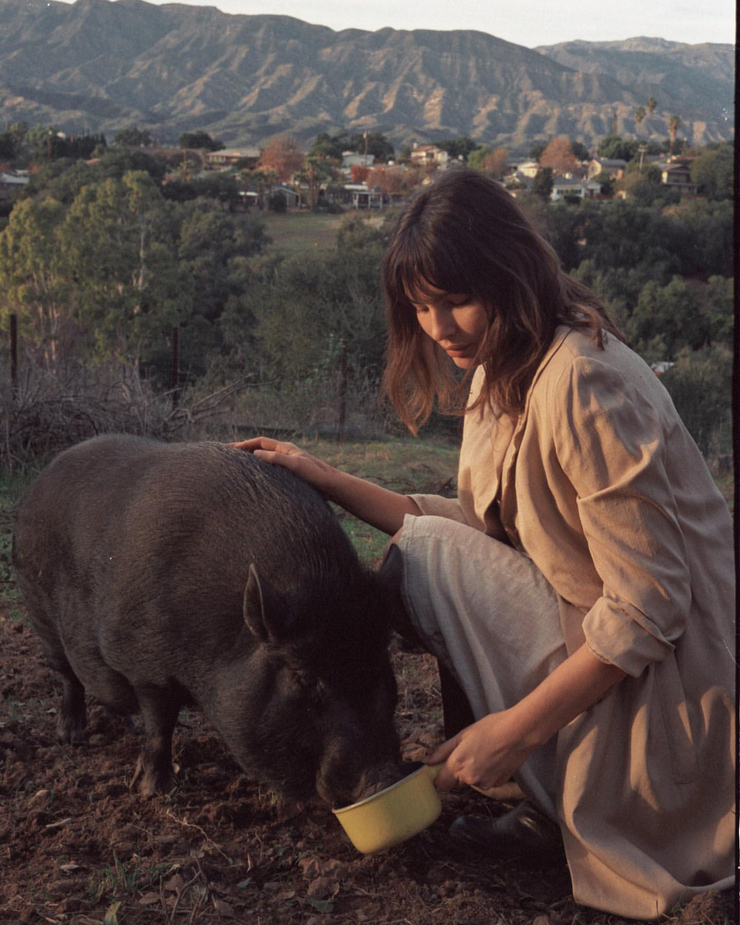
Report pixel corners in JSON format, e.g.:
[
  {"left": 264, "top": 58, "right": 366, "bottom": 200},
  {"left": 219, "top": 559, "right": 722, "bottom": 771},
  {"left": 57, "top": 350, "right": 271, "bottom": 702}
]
[{"left": 260, "top": 210, "right": 346, "bottom": 258}]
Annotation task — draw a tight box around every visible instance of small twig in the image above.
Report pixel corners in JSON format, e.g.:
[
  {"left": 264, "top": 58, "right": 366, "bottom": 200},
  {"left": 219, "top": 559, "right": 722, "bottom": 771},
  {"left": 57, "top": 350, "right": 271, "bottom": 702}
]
[
  {"left": 165, "top": 809, "right": 232, "bottom": 862},
  {"left": 169, "top": 866, "right": 204, "bottom": 924}
]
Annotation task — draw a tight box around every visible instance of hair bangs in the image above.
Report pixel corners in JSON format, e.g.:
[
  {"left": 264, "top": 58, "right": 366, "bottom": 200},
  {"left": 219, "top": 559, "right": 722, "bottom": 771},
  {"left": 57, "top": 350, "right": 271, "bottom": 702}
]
[{"left": 390, "top": 222, "right": 478, "bottom": 308}]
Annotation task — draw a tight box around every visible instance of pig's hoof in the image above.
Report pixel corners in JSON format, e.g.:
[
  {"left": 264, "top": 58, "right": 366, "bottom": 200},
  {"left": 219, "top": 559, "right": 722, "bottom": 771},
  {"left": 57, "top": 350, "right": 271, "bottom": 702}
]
[
  {"left": 56, "top": 716, "right": 86, "bottom": 746},
  {"left": 130, "top": 757, "right": 172, "bottom": 798}
]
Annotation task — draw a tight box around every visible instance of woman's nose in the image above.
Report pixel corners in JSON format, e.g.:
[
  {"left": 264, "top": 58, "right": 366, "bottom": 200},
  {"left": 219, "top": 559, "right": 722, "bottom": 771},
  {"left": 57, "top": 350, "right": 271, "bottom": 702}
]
[{"left": 428, "top": 308, "right": 456, "bottom": 342}]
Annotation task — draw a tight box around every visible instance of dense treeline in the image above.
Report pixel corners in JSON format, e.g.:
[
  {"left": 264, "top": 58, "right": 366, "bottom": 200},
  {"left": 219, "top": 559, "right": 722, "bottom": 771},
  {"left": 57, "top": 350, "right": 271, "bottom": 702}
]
[{"left": 0, "top": 141, "right": 733, "bottom": 457}]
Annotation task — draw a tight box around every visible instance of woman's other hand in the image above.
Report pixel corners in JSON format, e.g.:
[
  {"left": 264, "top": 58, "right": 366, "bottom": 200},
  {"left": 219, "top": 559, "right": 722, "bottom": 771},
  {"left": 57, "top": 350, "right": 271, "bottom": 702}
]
[{"left": 425, "top": 710, "right": 537, "bottom": 793}]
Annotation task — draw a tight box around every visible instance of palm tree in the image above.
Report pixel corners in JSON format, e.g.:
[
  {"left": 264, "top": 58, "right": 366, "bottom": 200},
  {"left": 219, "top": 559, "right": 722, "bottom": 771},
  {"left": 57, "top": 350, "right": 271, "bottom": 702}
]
[
  {"left": 668, "top": 116, "right": 682, "bottom": 154},
  {"left": 634, "top": 106, "right": 646, "bottom": 136}
]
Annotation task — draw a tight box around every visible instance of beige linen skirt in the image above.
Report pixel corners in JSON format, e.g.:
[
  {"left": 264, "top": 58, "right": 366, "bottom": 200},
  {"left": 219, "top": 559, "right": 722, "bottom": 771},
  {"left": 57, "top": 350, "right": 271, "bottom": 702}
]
[{"left": 396, "top": 513, "right": 569, "bottom": 818}]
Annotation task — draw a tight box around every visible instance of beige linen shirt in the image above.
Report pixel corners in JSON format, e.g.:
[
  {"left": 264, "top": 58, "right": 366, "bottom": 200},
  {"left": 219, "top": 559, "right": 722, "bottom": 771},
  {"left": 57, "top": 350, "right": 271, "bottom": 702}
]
[{"left": 411, "top": 326, "right": 735, "bottom": 919}]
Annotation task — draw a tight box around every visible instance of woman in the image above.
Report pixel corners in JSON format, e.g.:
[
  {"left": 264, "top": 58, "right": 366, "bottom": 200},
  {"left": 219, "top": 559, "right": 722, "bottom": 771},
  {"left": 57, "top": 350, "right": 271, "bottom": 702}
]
[{"left": 234, "top": 169, "right": 735, "bottom": 919}]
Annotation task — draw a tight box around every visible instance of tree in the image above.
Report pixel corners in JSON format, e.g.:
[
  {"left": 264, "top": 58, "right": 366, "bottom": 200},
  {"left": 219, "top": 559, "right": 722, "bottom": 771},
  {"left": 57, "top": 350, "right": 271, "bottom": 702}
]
[
  {"left": 634, "top": 106, "right": 646, "bottom": 136},
  {"left": 0, "top": 196, "right": 71, "bottom": 366},
  {"left": 114, "top": 127, "right": 153, "bottom": 147},
  {"left": 705, "top": 276, "right": 733, "bottom": 346},
  {"left": 366, "top": 165, "right": 410, "bottom": 196},
  {"left": 690, "top": 144, "right": 734, "bottom": 199},
  {"left": 350, "top": 132, "right": 394, "bottom": 161},
  {"left": 481, "top": 148, "right": 509, "bottom": 179},
  {"left": 532, "top": 168, "right": 553, "bottom": 200},
  {"left": 257, "top": 135, "right": 305, "bottom": 185},
  {"left": 299, "top": 155, "right": 336, "bottom": 207},
  {"left": 660, "top": 345, "right": 732, "bottom": 456},
  {"left": 180, "top": 131, "right": 224, "bottom": 151},
  {"left": 529, "top": 142, "right": 547, "bottom": 161},
  {"left": 468, "top": 146, "right": 508, "bottom": 178},
  {"left": 627, "top": 276, "right": 708, "bottom": 361},
  {"left": 0, "top": 131, "right": 16, "bottom": 160},
  {"left": 596, "top": 135, "right": 639, "bottom": 162},
  {"left": 539, "top": 136, "right": 578, "bottom": 175},
  {"left": 350, "top": 164, "right": 370, "bottom": 183},
  {"left": 436, "top": 137, "right": 479, "bottom": 160},
  {"left": 667, "top": 116, "right": 682, "bottom": 154},
  {"left": 571, "top": 140, "right": 590, "bottom": 162}
]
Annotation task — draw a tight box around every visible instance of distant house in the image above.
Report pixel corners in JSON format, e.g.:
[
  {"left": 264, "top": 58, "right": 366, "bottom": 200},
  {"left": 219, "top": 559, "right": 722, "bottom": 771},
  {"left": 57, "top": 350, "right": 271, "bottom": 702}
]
[
  {"left": 516, "top": 160, "right": 541, "bottom": 179},
  {"left": 204, "top": 147, "right": 260, "bottom": 168},
  {"left": 588, "top": 158, "right": 627, "bottom": 180},
  {"left": 409, "top": 144, "right": 450, "bottom": 169},
  {"left": 658, "top": 161, "right": 698, "bottom": 194},
  {"left": 550, "top": 178, "right": 603, "bottom": 202},
  {"left": 650, "top": 361, "right": 676, "bottom": 376},
  {"left": 343, "top": 183, "right": 384, "bottom": 209},
  {"left": 0, "top": 171, "right": 30, "bottom": 199},
  {"left": 342, "top": 152, "right": 375, "bottom": 170},
  {"left": 271, "top": 184, "right": 300, "bottom": 208}
]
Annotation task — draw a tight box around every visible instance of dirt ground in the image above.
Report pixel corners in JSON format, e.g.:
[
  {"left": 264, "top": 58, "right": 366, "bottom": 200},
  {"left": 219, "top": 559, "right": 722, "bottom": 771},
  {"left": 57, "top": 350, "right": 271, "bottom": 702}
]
[{"left": 0, "top": 600, "right": 735, "bottom": 925}]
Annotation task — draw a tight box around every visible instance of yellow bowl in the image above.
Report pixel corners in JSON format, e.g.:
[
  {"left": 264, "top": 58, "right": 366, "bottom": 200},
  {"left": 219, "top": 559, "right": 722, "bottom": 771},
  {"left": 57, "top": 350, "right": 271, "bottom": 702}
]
[{"left": 332, "top": 763, "right": 442, "bottom": 854}]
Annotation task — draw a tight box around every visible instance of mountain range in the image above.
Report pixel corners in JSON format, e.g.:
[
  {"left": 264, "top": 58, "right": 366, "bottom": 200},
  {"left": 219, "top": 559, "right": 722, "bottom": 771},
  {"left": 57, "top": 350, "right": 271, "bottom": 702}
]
[{"left": 0, "top": 0, "right": 734, "bottom": 152}]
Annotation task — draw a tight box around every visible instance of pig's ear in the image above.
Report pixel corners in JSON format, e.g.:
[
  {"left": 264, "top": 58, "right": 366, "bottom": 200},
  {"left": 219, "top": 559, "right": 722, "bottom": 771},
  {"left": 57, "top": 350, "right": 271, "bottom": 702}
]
[
  {"left": 377, "top": 542, "right": 404, "bottom": 594},
  {"left": 243, "top": 565, "right": 287, "bottom": 643}
]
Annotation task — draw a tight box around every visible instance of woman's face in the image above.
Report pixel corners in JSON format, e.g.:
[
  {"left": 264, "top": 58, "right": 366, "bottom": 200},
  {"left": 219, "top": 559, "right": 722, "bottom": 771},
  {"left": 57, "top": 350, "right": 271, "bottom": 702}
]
[{"left": 408, "top": 283, "right": 489, "bottom": 369}]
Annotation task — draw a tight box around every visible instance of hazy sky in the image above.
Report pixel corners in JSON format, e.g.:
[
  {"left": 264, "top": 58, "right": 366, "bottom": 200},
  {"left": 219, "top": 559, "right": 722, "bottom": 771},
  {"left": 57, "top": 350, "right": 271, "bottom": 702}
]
[{"left": 104, "top": 0, "right": 736, "bottom": 47}]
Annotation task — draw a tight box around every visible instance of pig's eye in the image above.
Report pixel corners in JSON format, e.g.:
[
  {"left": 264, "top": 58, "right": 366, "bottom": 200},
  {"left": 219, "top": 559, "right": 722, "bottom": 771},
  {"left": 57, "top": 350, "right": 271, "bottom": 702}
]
[
  {"left": 294, "top": 672, "right": 326, "bottom": 709},
  {"left": 312, "top": 681, "right": 327, "bottom": 708}
]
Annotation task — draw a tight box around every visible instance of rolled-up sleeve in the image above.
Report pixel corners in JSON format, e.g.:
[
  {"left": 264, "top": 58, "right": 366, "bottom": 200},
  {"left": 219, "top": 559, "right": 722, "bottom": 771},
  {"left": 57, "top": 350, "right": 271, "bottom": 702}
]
[
  {"left": 407, "top": 493, "right": 469, "bottom": 524},
  {"left": 550, "top": 357, "right": 691, "bottom": 677}
]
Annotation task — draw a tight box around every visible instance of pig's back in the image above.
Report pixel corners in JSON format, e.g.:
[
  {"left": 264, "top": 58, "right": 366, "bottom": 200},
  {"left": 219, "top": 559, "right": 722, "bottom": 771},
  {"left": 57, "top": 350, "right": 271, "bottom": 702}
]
[{"left": 15, "top": 435, "right": 361, "bottom": 646}]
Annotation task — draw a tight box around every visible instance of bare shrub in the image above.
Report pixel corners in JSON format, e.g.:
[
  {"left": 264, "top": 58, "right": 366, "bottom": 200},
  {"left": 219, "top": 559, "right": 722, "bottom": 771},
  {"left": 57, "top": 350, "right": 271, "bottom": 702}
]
[{"left": 0, "top": 357, "right": 251, "bottom": 473}]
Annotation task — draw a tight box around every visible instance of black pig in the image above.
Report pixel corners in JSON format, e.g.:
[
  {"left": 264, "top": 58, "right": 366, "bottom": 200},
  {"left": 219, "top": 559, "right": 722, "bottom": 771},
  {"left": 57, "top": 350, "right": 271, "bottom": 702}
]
[{"left": 13, "top": 435, "right": 403, "bottom": 805}]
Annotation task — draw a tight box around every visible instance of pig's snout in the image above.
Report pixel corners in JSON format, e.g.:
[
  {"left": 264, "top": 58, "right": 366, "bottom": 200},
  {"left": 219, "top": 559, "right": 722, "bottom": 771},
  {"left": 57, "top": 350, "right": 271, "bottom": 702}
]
[{"left": 317, "top": 758, "right": 407, "bottom": 808}]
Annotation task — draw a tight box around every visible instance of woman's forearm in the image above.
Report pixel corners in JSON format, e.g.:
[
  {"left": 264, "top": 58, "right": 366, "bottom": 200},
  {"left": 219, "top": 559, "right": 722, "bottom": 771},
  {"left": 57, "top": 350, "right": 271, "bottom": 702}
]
[
  {"left": 512, "top": 642, "right": 627, "bottom": 751},
  {"left": 429, "top": 642, "right": 628, "bottom": 791},
  {"left": 326, "top": 468, "right": 421, "bottom": 535}
]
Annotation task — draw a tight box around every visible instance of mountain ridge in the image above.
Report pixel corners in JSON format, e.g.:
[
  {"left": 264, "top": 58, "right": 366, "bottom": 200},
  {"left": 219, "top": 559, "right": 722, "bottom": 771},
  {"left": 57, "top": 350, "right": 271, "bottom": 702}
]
[{"left": 0, "top": 0, "right": 733, "bottom": 151}]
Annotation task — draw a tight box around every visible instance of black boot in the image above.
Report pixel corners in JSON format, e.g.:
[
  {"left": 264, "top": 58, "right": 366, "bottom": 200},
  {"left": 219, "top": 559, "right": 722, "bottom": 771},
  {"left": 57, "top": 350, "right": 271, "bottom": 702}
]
[{"left": 449, "top": 801, "right": 564, "bottom": 859}]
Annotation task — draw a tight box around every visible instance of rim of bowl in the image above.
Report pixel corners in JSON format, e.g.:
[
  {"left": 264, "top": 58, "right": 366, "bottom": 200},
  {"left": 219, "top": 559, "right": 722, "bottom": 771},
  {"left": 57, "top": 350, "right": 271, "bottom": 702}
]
[{"left": 331, "top": 762, "right": 428, "bottom": 816}]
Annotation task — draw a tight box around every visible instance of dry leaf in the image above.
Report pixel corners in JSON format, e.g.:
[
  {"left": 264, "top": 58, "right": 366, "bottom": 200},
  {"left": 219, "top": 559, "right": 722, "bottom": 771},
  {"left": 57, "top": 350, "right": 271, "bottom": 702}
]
[
  {"left": 138, "top": 892, "right": 160, "bottom": 906},
  {"left": 212, "top": 898, "right": 233, "bottom": 915},
  {"left": 307, "top": 876, "right": 340, "bottom": 900},
  {"left": 163, "top": 873, "right": 185, "bottom": 892}
]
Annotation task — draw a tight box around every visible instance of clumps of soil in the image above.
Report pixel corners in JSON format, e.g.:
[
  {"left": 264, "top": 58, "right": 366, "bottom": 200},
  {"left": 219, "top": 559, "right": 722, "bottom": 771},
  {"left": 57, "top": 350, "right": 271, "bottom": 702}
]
[{"left": 0, "top": 609, "right": 735, "bottom": 925}]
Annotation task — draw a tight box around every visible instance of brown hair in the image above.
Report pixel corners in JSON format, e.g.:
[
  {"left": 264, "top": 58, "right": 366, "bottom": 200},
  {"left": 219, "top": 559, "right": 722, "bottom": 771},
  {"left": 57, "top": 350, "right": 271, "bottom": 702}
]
[{"left": 381, "top": 168, "right": 623, "bottom": 433}]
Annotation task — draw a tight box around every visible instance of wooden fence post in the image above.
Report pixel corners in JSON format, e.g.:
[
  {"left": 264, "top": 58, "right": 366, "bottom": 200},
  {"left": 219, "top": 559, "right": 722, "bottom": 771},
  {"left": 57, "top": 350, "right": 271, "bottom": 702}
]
[
  {"left": 171, "top": 325, "right": 180, "bottom": 408},
  {"left": 338, "top": 338, "right": 348, "bottom": 441},
  {"left": 10, "top": 313, "right": 18, "bottom": 395}
]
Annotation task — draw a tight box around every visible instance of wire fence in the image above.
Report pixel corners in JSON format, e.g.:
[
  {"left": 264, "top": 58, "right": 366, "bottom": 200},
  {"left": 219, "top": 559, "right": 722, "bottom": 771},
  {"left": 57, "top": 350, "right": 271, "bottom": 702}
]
[{"left": 1, "top": 315, "right": 380, "bottom": 473}]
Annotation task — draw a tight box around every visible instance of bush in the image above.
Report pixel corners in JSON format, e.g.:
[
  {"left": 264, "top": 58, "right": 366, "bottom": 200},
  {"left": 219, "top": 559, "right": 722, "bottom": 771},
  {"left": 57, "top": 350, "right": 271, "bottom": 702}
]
[
  {"left": 0, "top": 357, "right": 249, "bottom": 472},
  {"left": 312, "top": 200, "right": 344, "bottom": 214},
  {"left": 660, "top": 345, "right": 732, "bottom": 459},
  {"left": 268, "top": 191, "right": 288, "bottom": 213}
]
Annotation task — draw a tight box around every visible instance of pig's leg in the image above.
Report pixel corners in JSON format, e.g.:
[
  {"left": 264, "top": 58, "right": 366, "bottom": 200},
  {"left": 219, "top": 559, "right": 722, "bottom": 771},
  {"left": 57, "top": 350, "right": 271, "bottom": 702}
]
[
  {"left": 129, "top": 687, "right": 180, "bottom": 798},
  {"left": 57, "top": 668, "right": 86, "bottom": 745}
]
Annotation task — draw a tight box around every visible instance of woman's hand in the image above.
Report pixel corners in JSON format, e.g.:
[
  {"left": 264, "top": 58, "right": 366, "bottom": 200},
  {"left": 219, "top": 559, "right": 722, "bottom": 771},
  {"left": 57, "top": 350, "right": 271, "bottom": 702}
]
[
  {"left": 425, "top": 710, "right": 537, "bottom": 793},
  {"left": 230, "top": 437, "right": 338, "bottom": 495},
  {"left": 426, "top": 644, "right": 627, "bottom": 793},
  {"left": 231, "top": 436, "right": 422, "bottom": 535}
]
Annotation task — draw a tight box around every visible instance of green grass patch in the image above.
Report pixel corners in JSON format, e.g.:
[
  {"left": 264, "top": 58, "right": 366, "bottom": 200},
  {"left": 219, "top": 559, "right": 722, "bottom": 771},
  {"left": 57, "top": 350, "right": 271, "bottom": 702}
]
[
  {"left": 261, "top": 211, "right": 345, "bottom": 259},
  {"left": 306, "top": 437, "right": 460, "bottom": 567}
]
